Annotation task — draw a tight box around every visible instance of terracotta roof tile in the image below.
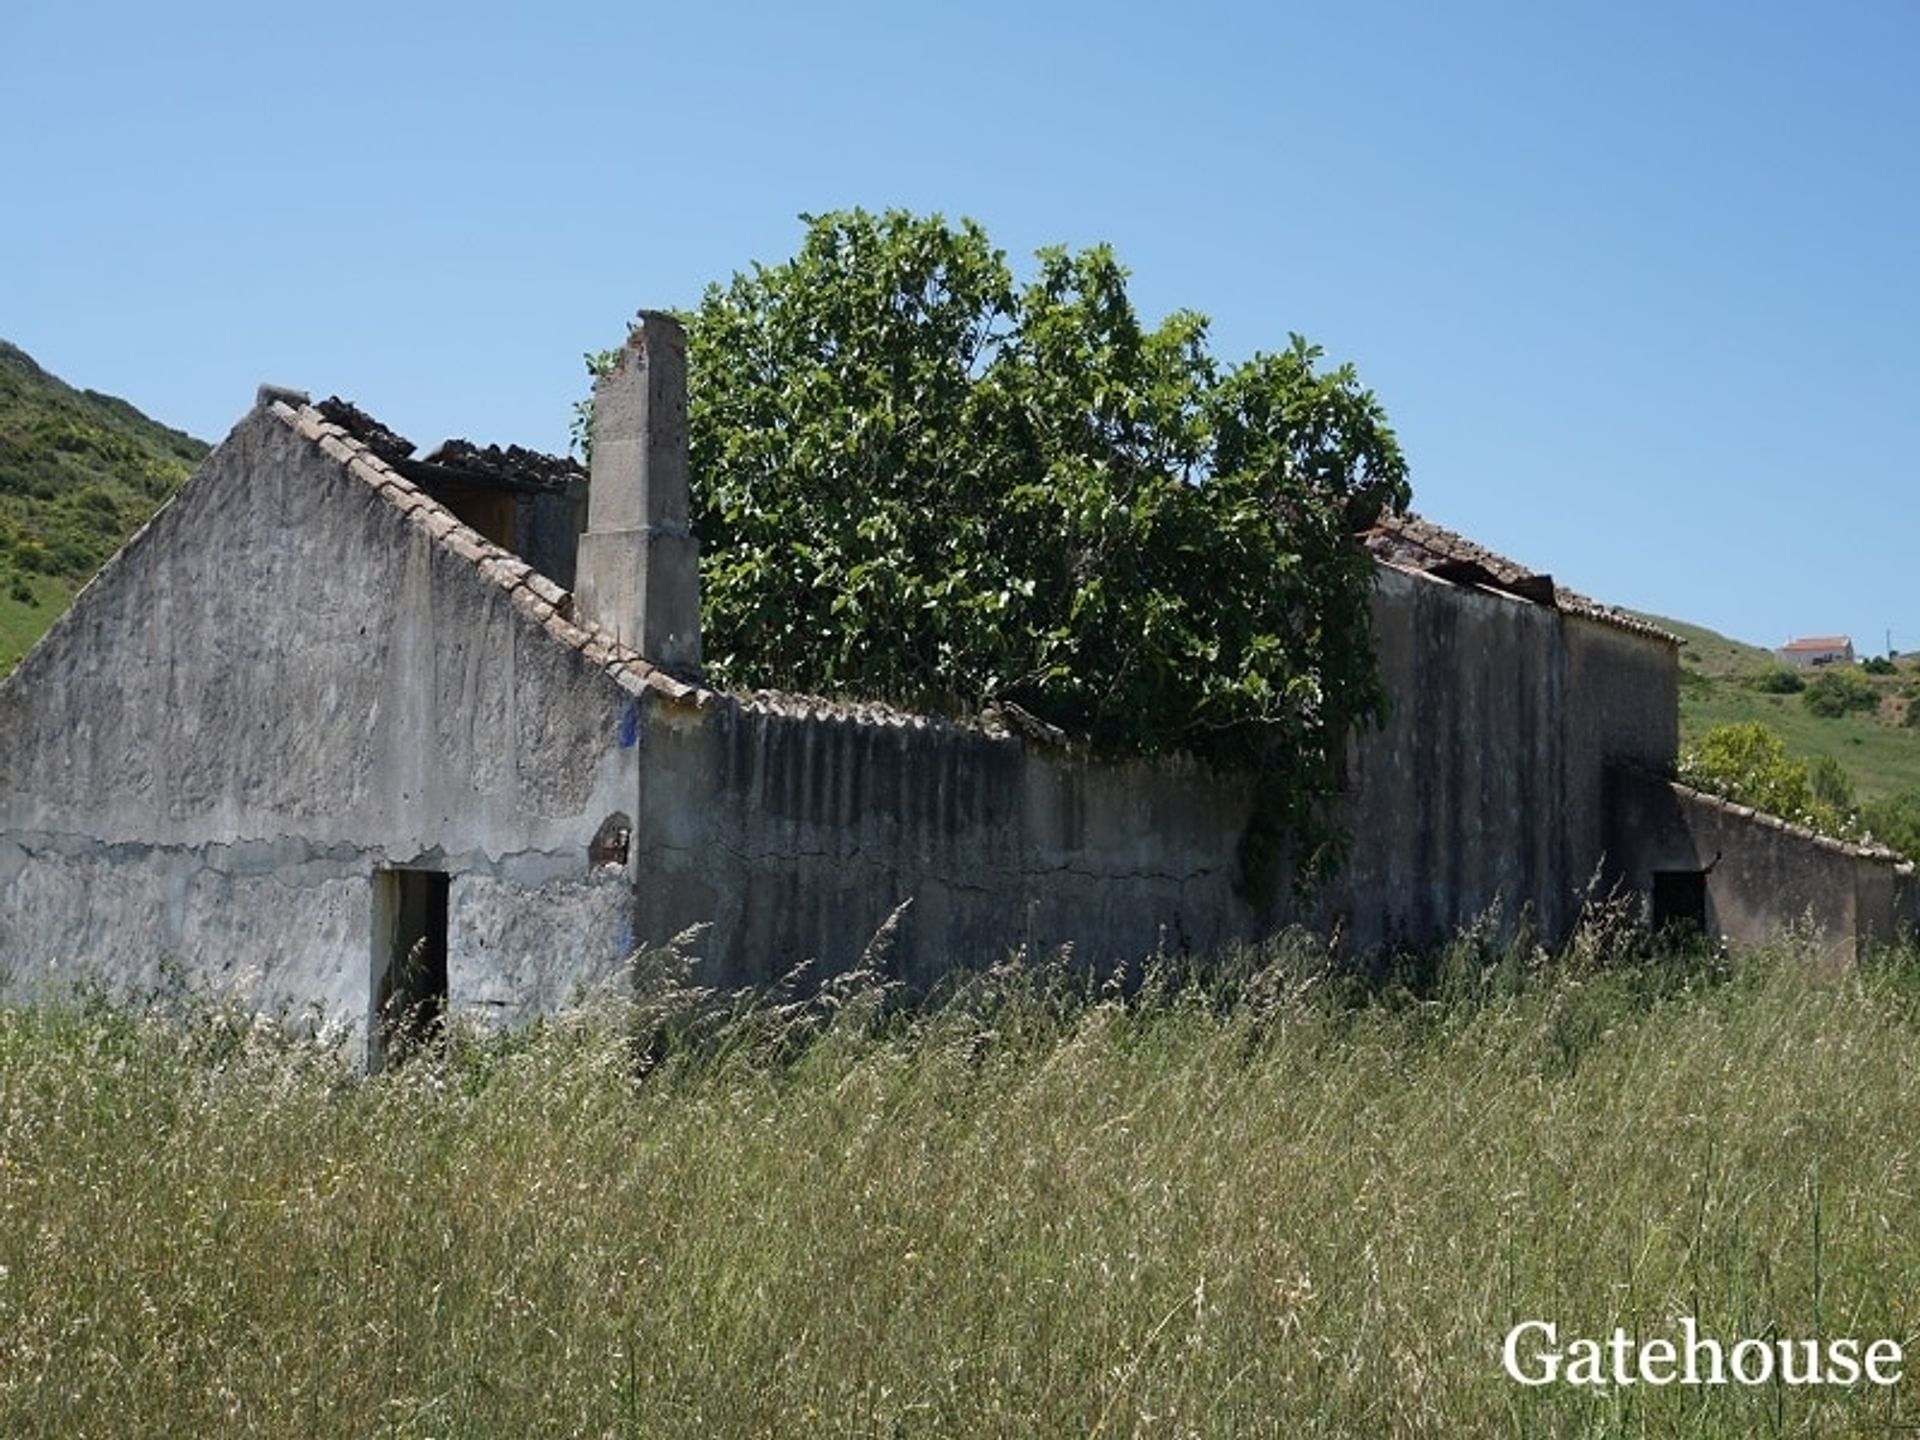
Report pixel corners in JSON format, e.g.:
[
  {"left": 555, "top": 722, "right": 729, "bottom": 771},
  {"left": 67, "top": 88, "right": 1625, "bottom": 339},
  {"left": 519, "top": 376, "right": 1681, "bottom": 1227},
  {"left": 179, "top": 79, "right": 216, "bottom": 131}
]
[
  {"left": 272, "top": 399, "right": 713, "bottom": 712},
  {"left": 1780, "top": 636, "right": 1851, "bottom": 651},
  {"left": 1361, "top": 512, "right": 1678, "bottom": 644}
]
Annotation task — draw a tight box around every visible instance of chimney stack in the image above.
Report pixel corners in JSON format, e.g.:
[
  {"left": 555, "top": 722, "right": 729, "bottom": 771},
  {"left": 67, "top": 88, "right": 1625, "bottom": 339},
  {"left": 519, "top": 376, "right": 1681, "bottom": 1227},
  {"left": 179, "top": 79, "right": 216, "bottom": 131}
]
[{"left": 575, "top": 312, "right": 701, "bottom": 673}]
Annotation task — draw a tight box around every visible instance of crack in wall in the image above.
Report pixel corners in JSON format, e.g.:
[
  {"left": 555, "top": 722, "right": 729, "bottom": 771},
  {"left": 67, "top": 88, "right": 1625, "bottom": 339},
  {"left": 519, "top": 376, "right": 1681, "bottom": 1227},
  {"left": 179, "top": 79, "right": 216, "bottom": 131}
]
[{"left": 4, "top": 830, "right": 593, "bottom": 888}]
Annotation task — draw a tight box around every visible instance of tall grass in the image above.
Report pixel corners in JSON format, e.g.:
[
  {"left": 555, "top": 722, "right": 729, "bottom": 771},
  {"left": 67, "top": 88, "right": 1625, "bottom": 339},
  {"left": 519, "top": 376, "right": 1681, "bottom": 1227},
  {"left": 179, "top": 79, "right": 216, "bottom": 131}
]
[{"left": 5, "top": 927, "right": 1920, "bottom": 1436}]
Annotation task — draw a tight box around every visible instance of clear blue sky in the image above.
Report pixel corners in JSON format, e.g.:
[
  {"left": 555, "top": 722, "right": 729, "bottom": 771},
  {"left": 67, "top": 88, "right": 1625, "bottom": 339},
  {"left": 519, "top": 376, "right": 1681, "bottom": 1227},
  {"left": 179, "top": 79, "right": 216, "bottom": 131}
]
[{"left": 3, "top": 1, "right": 1914, "bottom": 652}]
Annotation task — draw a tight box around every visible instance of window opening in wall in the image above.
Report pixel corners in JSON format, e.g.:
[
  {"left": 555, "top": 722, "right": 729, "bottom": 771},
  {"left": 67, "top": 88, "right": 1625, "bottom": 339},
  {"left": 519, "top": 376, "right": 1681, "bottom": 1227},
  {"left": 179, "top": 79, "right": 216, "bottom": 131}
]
[
  {"left": 1650, "top": 869, "right": 1708, "bottom": 935},
  {"left": 371, "top": 869, "right": 449, "bottom": 1068}
]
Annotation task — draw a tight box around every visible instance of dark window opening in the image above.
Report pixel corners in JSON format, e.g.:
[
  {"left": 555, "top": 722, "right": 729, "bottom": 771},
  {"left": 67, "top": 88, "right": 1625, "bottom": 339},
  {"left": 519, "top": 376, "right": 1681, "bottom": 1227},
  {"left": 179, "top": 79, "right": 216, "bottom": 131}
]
[
  {"left": 1651, "top": 870, "right": 1708, "bottom": 935},
  {"left": 436, "top": 485, "right": 519, "bottom": 553},
  {"left": 372, "top": 869, "right": 449, "bottom": 1068}
]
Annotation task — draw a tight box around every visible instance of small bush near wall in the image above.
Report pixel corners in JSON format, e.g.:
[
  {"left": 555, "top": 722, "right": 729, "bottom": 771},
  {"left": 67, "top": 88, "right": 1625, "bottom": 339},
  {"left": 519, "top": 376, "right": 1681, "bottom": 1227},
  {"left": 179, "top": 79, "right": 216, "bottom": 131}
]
[
  {"left": 1677, "top": 721, "right": 1861, "bottom": 841},
  {"left": 1863, "top": 788, "right": 1920, "bottom": 862}
]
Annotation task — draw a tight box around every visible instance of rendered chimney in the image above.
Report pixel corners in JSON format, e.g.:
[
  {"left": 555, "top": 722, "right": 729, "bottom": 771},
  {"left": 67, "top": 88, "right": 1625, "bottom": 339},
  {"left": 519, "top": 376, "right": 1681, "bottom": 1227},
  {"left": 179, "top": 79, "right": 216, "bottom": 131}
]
[{"left": 575, "top": 312, "right": 701, "bottom": 673}]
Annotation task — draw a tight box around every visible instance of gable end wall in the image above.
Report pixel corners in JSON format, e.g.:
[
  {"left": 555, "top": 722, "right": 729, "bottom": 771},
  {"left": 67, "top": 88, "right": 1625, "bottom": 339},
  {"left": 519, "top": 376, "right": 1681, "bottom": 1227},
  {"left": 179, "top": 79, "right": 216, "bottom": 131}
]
[{"left": 0, "top": 407, "right": 643, "bottom": 1052}]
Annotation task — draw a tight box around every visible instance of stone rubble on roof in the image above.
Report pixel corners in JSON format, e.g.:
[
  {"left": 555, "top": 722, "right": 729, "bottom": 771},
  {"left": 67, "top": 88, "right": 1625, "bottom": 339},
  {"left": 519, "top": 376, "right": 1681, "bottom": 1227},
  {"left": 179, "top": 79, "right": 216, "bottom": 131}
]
[{"left": 315, "top": 397, "right": 584, "bottom": 493}]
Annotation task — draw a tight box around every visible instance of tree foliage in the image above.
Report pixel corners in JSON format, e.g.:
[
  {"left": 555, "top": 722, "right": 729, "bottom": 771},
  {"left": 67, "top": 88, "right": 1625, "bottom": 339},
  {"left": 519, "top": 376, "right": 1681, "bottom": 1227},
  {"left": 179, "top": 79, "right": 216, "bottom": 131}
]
[{"left": 588, "top": 210, "right": 1410, "bottom": 886}]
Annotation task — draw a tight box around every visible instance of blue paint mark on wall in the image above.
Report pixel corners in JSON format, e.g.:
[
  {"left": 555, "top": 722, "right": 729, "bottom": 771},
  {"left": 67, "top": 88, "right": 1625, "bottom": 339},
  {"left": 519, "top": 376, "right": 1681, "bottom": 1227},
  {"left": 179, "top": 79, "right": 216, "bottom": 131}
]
[{"left": 617, "top": 702, "right": 641, "bottom": 749}]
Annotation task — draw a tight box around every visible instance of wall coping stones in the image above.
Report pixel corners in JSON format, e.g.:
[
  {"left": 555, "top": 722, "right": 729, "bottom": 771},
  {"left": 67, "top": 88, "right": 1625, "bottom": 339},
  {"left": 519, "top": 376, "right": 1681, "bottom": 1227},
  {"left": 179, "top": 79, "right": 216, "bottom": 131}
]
[
  {"left": 269, "top": 399, "right": 717, "bottom": 714},
  {"left": 1662, "top": 773, "right": 1915, "bottom": 869}
]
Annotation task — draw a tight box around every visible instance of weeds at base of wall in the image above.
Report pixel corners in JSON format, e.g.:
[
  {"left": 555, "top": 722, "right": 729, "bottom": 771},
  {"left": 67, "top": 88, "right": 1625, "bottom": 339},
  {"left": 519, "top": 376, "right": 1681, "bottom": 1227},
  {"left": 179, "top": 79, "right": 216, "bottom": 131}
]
[{"left": 4, "top": 919, "right": 1919, "bottom": 1437}]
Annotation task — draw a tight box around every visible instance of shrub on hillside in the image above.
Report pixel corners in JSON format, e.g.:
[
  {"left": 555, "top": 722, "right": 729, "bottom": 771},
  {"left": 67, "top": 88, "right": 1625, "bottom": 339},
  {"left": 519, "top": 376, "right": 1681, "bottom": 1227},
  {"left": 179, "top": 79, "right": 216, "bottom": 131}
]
[
  {"left": 1862, "top": 789, "right": 1920, "bottom": 863},
  {"left": 1802, "top": 667, "right": 1878, "bottom": 718},
  {"left": 1748, "top": 665, "right": 1805, "bottom": 694},
  {"left": 1863, "top": 655, "right": 1896, "bottom": 676},
  {"left": 1808, "top": 754, "right": 1856, "bottom": 814}
]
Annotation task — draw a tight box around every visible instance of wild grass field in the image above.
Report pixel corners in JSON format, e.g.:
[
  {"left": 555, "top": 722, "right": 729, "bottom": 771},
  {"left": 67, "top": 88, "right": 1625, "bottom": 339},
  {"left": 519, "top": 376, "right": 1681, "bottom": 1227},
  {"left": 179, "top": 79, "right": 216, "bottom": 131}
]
[{"left": 6, "top": 926, "right": 1920, "bottom": 1437}]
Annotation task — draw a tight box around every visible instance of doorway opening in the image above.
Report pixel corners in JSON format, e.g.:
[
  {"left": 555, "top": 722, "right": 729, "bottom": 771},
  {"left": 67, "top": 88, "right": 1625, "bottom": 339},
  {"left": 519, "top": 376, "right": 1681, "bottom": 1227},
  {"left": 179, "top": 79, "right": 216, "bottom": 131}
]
[
  {"left": 371, "top": 868, "right": 449, "bottom": 1068},
  {"left": 1650, "top": 869, "right": 1708, "bottom": 936}
]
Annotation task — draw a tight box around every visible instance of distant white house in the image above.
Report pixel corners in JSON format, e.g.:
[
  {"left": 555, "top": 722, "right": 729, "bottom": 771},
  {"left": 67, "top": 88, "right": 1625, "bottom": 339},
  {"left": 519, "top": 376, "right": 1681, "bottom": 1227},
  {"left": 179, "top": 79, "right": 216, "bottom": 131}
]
[{"left": 1777, "top": 635, "right": 1855, "bottom": 668}]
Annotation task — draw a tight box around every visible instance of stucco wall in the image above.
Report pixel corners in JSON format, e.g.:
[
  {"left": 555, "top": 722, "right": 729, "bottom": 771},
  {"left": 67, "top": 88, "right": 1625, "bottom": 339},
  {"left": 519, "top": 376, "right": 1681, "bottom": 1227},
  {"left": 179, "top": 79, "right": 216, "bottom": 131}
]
[
  {"left": 636, "top": 565, "right": 1681, "bottom": 980},
  {"left": 1606, "top": 769, "right": 1913, "bottom": 966},
  {"left": 1564, "top": 615, "right": 1679, "bottom": 895},
  {"left": 0, "top": 407, "right": 642, "bottom": 1047}
]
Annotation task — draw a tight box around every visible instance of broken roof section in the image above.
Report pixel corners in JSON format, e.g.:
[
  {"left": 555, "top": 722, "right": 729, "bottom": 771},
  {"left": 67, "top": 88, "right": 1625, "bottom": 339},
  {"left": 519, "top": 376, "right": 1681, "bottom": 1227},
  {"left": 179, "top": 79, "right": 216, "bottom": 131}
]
[
  {"left": 1362, "top": 511, "right": 1678, "bottom": 644},
  {"left": 267, "top": 394, "right": 983, "bottom": 736},
  {"left": 315, "top": 397, "right": 589, "bottom": 592},
  {"left": 266, "top": 395, "right": 704, "bottom": 710},
  {"left": 280, "top": 393, "right": 1677, "bottom": 730},
  {"left": 316, "top": 397, "right": 585, "bottom": 494}
]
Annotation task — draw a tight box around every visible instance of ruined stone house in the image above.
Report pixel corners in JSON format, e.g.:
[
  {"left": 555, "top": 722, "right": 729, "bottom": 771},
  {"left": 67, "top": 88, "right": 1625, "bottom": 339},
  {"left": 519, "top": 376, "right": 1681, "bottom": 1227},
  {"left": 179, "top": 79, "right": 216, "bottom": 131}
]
[{"left": 1, "top": 316, "right": 1911, "bottom": 1061}]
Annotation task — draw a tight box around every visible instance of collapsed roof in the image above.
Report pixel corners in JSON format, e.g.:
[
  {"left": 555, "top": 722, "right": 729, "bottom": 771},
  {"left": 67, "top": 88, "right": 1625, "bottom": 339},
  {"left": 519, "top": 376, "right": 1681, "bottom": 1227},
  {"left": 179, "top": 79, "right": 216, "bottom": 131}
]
[{"left": 1362, "top": 511, "right": 1678, "bottom": 644}]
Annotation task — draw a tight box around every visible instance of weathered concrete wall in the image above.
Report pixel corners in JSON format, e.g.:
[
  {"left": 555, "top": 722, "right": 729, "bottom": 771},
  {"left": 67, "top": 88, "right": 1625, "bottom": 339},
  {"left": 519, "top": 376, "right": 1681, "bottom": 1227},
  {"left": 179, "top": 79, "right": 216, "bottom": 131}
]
[
  {"left": 1, "top": 402, "right": 1712, "bottom": 1030},
  {"left": 1565, "top": 615, "right": 1679, "bottom": 896},
  {"left": 633, "top": 565, "right": 1683, "bottom": 980},
  {"left": 1607, "top": 770, "right": 1913, "bottom": 966},
  {"left": 1328, "top": 566, "right": 1572, "bottom": 950},
  {"left": 1317, "top": 571, "right": 1683, "bottom": 954},
  {"left": 0, "top": 406, "right": 642, "bottom": 1049},
  {"left": 631, "top": 695, "right": 1259, "bottom": 990},
  {"left": 1898, "top": 868, "right": 1920, "bottom": 939}
]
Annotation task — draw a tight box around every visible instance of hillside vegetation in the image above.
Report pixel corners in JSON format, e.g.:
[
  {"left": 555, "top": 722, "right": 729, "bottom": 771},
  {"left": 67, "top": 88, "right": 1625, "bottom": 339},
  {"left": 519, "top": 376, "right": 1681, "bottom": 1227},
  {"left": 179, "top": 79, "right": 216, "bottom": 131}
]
[
  {"left": 1641, "top": 611, "right": 1920, "bottom": 802},
  {"left": 1626, "top": 611, "right": 1920, "bottom": 859},
  {"left": 0, "top": 340, "right": 207, "bottom": 672},
  {"left": 4, "top": 932, "right": 1920, "bottom": 1436}
]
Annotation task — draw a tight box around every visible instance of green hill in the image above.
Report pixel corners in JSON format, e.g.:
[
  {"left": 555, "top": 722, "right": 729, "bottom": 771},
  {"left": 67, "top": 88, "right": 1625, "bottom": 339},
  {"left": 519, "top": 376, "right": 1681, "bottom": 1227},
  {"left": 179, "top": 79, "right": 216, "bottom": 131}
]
[
  {"left": 1637, "top": 609, "right": 1920, "bottom": 813},
  {"left": 1644, "top": 612, "right": 1780, "bottom": 681},
  {"left": 0, "top": 341, "right": 208, "bottom": 673},
  {"left": 1635, "top": 610, "right": 1920, "bottom": 867}
]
